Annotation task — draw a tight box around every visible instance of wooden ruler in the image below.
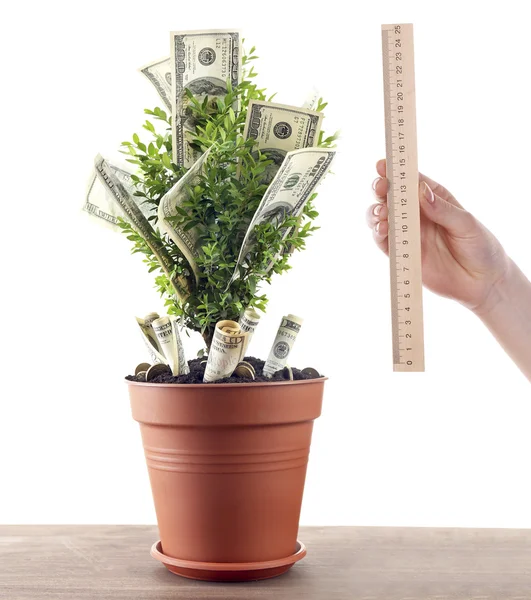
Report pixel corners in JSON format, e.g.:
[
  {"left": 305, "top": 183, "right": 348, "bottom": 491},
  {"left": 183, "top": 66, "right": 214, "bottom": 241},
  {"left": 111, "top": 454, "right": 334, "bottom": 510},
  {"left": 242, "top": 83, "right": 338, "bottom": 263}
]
[{"left": 381, "top": 23, "right": 425, "bottom": 372}]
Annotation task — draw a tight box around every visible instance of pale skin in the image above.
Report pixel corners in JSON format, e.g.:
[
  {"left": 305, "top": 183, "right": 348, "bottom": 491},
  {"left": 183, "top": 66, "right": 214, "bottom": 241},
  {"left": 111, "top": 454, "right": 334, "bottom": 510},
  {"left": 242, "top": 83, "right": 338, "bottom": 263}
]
[{"left": 367, "top": 159, "right": 531, "bottom": 382}]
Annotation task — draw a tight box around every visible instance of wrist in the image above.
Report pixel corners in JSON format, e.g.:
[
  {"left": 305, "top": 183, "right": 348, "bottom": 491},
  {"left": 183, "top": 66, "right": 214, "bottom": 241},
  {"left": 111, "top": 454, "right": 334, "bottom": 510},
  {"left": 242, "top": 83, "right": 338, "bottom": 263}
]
[
  {"left": 473, "top": 258, "right": 524, "bottom": 319},
  {"left": 471, "top": 258, "right": 531, "bottom": 382}
]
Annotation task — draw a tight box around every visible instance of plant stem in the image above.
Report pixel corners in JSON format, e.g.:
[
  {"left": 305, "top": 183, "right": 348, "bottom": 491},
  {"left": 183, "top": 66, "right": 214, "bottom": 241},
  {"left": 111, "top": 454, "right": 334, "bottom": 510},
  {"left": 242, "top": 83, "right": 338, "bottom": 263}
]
[{"left": 202, "top": 328, "right": 214, "bottom": 352}]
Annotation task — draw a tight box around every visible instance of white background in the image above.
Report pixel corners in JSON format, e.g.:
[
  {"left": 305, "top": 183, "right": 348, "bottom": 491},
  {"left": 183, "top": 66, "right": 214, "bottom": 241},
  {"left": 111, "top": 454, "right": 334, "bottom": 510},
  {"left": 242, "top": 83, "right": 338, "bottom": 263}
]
[{"left": 1, "top": 0, "right": 530, "bottom": 527}]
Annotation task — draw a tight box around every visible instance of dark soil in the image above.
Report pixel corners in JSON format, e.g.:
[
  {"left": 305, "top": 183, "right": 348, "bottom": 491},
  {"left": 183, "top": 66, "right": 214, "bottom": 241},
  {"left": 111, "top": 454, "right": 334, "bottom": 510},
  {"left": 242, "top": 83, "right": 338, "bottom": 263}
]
[{"left": 126, "top": 356, "right": 323, "bottom": 384}]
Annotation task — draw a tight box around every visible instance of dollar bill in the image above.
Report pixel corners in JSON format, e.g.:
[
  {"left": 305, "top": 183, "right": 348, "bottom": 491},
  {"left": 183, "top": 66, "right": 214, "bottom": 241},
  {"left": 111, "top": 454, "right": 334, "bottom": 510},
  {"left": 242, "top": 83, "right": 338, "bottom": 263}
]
[
  {"left": 263, "top": 314, "right": 303, "bottom": 377},
  {"left": 171, "top": 317, "right": 190, "bottom": 375},
  {"left": 242, "top": 100, "right": 323, "bottom": 183},
  {"left": 84, "top": 173, "right": 120, "bottom": 229},
  {"left": 144, "top": 312, "right": 160, "bottom": 328},
  {"left": 238, "top": 307, "right": 261, "bottom": 355},
  {"left": 151, "top": 316, "right": 189, "bottom": 375},
  {"left": 158, "top": 149, "right": 211, "bottom": 284},
  {"left": 139, "top": 56, "right": 172, "bottom": 110},
  {"left": 84, "top": 163, "right": 152, "bottom": 230},
  {"left": 229, "top": 147, "right": 336, "bottom": 284},
  {"left": 203, "top": 320, "right": 248, "bottom": 382},
  {"left": 94, "top": 154, "right": 190, "bottom": 302},
  {"left": 136, "top": 315, "right": 166, "bottom": 365},
  {"left": 170, "top": 30, "right": 241, "bottom": 167}
]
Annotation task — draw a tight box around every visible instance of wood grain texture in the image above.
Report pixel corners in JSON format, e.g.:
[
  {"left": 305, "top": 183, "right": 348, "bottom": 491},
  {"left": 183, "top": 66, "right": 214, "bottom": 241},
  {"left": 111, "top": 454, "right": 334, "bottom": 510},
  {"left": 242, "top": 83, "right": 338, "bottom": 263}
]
[{"left": 1, "top": 525, "right": 531, "bottom": 599}]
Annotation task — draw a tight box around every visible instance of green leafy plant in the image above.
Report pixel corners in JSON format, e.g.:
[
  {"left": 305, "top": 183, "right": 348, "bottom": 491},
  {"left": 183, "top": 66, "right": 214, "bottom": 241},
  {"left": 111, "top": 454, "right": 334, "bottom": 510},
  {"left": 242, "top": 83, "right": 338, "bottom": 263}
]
[{"left": 118, "top": 46, "right": 338, "bottom": 349}]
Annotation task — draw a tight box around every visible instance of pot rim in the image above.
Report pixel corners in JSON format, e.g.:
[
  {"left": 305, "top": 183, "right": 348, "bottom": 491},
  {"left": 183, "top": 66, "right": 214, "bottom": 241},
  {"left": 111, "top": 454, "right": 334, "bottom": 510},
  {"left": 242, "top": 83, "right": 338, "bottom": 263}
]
[{"left": 126, "top": 376, "right": 328, "bottom": 389}]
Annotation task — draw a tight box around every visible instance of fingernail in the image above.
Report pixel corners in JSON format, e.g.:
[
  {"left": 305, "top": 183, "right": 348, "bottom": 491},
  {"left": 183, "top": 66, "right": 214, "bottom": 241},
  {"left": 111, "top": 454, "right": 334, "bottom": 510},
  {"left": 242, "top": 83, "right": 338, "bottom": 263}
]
[
  {"left": 373, "top": 204, "right": 382, "bottom": 216},
  {"left": 375, "top": 222, "right": 381, "bottom": 234},
  {"left": 423, "top": 181, "right": 435, "bottom": 204},
  {"left": 372, "top": 177, "right": 381, "bottom": 191}
]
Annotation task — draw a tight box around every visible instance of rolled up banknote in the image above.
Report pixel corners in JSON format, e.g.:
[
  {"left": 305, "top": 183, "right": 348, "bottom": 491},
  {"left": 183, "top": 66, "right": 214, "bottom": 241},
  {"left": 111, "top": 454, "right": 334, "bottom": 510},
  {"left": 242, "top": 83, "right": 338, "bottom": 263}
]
[
  {"left": 263, "top": 314, "right": 303, "bottom": 378},
  {"left": 158, "top": 149, "right": 211, "bottom": 284},
  {"left": 144, "top": 312, "right": 160, "bottom": 328},
  {"left": 136, "top": 315, "right": 166, "bottom": 365},
  {"left": 94, "top": 154, "right": 190, "bottom": 303},
  {"left": 144, "top": 311, "right": 161, "bottom": 349},
  {"left": 151, "top": 316, "right": 189, "bottom": 375},
  {"left": 242, "top": 100, "right": 323, "bottom": 183},
  {"left": 139, "top": 56, "right": 172, "bottom": 110},
  {"left": 229, "top": 147, "right": 336, "bottom": 285},
  {"left": 171, "top": 317, "right": 190, "bottom": 375},
  {"left": 203, "top": 320, "right": 248, "bottom": 382},
  {"left": 239, "top": 307, "right": 261, "bottom": 355},
  {"left": 170, "top": 30, "right": 241, "bottom": 167}
]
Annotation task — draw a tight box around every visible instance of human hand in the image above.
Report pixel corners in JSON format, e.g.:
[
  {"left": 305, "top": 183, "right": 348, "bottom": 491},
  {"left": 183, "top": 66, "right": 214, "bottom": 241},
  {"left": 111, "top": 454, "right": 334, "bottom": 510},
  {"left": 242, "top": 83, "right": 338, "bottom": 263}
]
[{"left": 367, "top": 159, "right": 510, "bottom": 314}]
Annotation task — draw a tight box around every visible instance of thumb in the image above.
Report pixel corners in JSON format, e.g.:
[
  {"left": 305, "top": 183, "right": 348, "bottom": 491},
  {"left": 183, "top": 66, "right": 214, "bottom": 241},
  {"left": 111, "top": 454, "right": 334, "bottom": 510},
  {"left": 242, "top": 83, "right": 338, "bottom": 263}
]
[{"left": 419, "top": 181, "right": 475, "bottom": 237}]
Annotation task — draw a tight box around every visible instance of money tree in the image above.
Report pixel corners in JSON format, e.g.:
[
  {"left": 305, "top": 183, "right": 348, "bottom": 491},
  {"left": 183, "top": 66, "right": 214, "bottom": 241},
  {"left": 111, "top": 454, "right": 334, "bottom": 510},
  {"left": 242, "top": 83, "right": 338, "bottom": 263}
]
[{"left": 118, "top": 45, "right": 337, "bottom": 349}]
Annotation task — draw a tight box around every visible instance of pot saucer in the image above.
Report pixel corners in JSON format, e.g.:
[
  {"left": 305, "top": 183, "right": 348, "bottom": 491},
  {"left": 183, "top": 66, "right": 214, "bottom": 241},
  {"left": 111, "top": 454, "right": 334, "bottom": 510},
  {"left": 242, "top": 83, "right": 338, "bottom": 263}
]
[{"left": 150, "top": 540, "right": 306, "bottom": 582}]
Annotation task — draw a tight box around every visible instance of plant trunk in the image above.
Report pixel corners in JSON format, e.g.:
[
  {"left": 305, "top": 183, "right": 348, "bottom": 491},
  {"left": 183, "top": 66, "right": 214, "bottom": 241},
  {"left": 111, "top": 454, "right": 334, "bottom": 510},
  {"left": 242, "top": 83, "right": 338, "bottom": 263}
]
[{"left": 202, "top": 328, "right": 214, "bottom": 352}]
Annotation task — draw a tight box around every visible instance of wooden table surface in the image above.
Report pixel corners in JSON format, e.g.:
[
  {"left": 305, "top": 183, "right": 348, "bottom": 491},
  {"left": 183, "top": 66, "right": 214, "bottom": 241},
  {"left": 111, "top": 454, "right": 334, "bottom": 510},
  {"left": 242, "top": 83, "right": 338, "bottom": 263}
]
[{"left": 1, "top": 525, "right": 531, "bottom": 599}]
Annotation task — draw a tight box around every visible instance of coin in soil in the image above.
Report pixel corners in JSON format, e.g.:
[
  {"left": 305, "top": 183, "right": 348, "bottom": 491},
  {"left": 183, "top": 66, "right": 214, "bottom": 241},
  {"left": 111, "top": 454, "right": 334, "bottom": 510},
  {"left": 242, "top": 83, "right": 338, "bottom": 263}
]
[
  {"left": 234, "top": 362, "right": 255, "bottom": 379},
  {"left": 146, "top": 363, "right": 172, "bottom": 381},
  {"left": 136, "top": 371, "right": 147, "bottom": 381},
  {"left": 135, "top": 362, "right": 151, "bottom": 375},
  {"left": 237, "top": 360, "right": 256, "bottom": 375},
  {"left": 302, "top": 367, "right": 320, "bottom": 378},
  {"left": 282, "top": 365, "right": 294, "bottom": 380}
]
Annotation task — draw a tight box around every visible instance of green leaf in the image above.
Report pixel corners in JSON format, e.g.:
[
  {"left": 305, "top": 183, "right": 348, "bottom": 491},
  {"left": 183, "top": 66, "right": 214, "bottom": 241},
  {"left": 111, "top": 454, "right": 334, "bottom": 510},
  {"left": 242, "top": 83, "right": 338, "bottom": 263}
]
[
  {"left": 143, "top": 120, "right": 155, "bottom": 133},
  {"left": 162, "top": 153, "right": 172, "bottom": 169}
]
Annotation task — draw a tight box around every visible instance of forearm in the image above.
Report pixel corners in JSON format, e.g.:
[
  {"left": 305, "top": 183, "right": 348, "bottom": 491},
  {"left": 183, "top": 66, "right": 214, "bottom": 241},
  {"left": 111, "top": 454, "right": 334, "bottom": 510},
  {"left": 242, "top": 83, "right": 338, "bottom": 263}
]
[{"left": 474, "top": 259, "right": 531, "bottom": 382}]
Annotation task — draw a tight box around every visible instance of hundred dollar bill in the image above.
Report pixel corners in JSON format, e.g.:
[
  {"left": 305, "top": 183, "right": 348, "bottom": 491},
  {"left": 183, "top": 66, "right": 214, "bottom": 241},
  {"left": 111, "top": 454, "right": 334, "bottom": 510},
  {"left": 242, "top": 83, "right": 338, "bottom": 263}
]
[
  {"left": 171, "top": 317, "right": 190, "bottom": 375},
  {"left": 203, "top": 320, "right": 248, "bottom": 382},
  {"left": 170, "top": 30, "right": 241, "bottom": 167},
  {"left": 242, "top": 100, "right": 323, "bottom": 183},
  {"left": 139, "top": 56, "right": 172, "bottom": 110},
  {"left": 94, "top": 154, "right": 190, "bottom": 302},
  {"left": 84, "top": 174, "right": 120, "bottom": 229},
  {"left": 136, "top": 314, "right": 166, "bottom": 365},
  {"left": 158, "top": 149, "right": 211, "bottom": 284},
  {"left": 263, "top": 314, "right": 303, "bottom": 377},
  {"left": 144, "top": 312, "right": 160, "bottom": 327},
  {"left": 84, "top": 163, "right": 152, "bottom": 230},
  {"left": 151, "top": 316, "right": 189, "bottom": 375},
  {"left": 238, "top": 307, "right": 261, "bottom": 355},
  {"left": 229, "top": 148, "right": 336, "bottom": 284}
]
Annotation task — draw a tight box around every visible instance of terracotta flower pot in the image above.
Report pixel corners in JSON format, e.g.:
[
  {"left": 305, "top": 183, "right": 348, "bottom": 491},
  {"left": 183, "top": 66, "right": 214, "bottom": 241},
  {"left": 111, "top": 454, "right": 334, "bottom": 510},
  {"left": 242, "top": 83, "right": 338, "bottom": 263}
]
[{"left": 127, "top": 377, "right": 325, "bottom": 581}]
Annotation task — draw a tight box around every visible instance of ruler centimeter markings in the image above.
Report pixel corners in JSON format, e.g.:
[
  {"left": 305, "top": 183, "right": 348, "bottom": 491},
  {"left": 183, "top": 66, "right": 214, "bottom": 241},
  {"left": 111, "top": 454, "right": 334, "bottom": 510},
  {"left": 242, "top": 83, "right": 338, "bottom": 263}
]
[{"left": 381, "top": 23, "right": 425, "bottom": 372}]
